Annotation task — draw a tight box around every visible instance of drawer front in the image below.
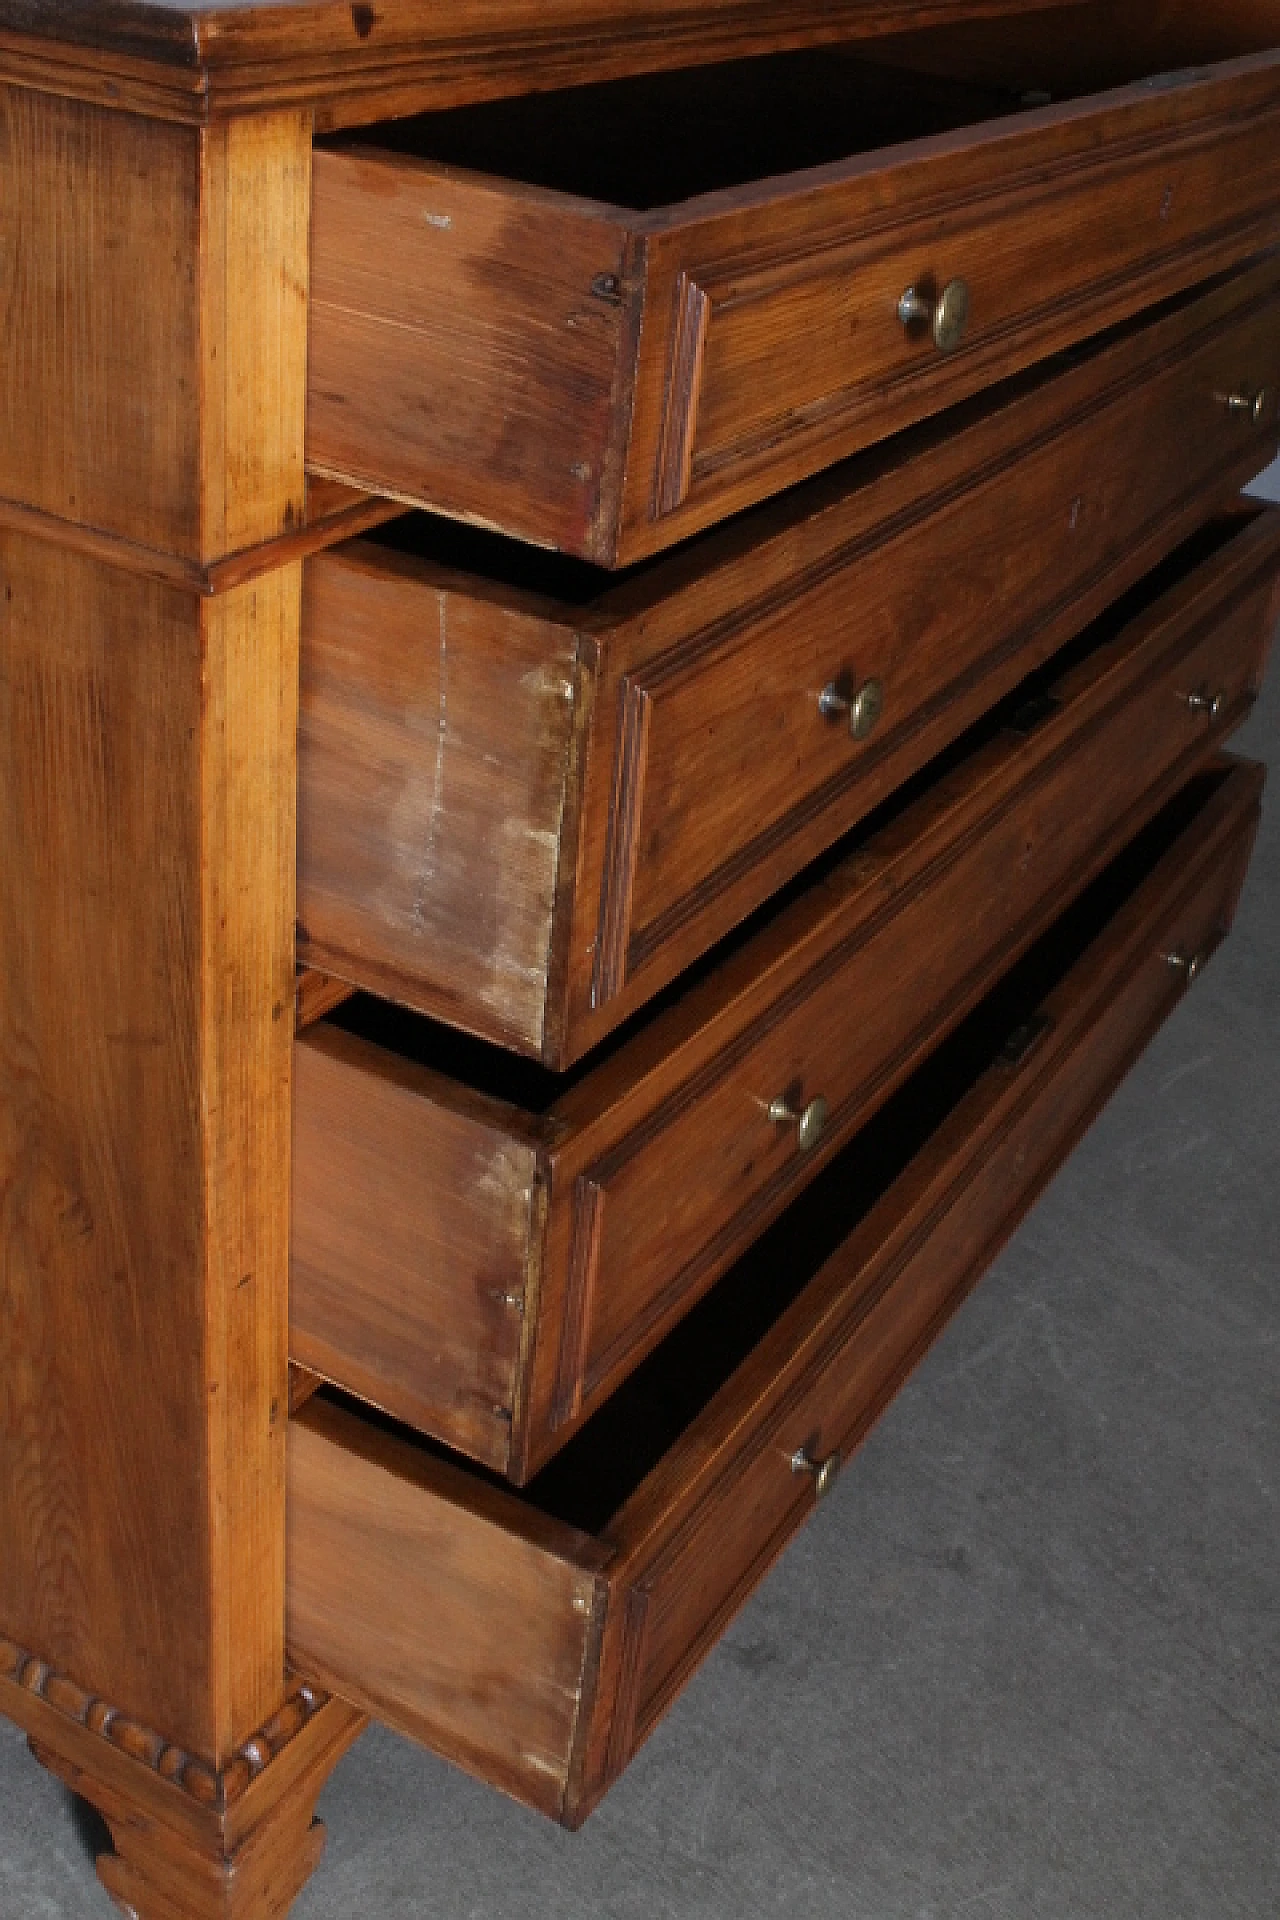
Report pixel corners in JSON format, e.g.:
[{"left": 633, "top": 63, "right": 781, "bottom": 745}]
[
  {"left": 539, "top": 518, "right": 1279, "bottom": 1448},
  {"left": 640, "top": 77, "right": 1280, "bottom": 550},
  {"left": 600, "top": 282, "right": 1280, "bottom": 1013},
  {"left": 299, "top": 261, "right": 1280, "bottom": 1069},
  {"left": 292, "top": 510, "right": 1280, "bottom": 1485},
  {"left": 287, "top": 756, "right": 1264, "bottom": 1830},
  {"left": 309, "top": 51, "right": 1280, "bottom": 564},
  {"left": 581, "top": 763, "right": 1264, "bottom": 1811}
]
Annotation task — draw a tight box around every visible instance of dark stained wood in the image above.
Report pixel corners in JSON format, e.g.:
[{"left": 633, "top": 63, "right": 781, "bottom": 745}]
[
  {"left": 0, "top": 1, "right": 1083, "bottom": 127},
  {"left": 291, "top": 508, "right": 1280, "bottom": 1485},
  {"left": 308, "top": 28, "right": 1280, "bottom": 563},
  {"left": 299, "top": 259, "right": 1280, "bottom": 1066},
  {"left": 288, "top": 750, "right": 1265, "bottom": 1828}
]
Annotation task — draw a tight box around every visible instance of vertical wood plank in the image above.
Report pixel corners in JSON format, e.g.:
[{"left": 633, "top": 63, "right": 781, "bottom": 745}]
[{"left": 0, "top": 91, "right": 311, "bottom": 1768}]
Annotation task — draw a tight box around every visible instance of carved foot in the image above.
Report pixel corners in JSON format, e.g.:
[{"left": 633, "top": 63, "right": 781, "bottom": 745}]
[{"left": 19, "top": 1686, "right": 364, "bottom": 1920}]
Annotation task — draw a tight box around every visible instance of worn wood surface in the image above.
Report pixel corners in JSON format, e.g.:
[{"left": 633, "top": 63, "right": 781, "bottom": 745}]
[
  {"left": 308, "top": 30, "right": 1280, "bottom": 563},
  {"left": 0, "top": 0, "right": 1079, "bottom": 126},
  {"left": 286, "top": 1397, "right": 609, "bottom": 1821},
  {"left": 0, "top": 92, "right": 308, "bottom": 564},
  {"left": 291, "top": 508, "right": 1280, "bottom": 1484},
  {"left": 0, "top": 537, "right": 300, "bottom": 1762},
  {"left": 27, "top": 1689, "right": 365, "bottom": 1920},
  {"left": 300, "top": 259, "right": 1280, "bottom": 1066},
  {"left": 288, "top": 752, "right": 1264, "bottom": 1827}
]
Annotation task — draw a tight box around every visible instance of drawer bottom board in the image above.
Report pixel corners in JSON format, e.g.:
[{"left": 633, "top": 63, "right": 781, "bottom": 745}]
[{"left": 287, "top": 756, "right": 1263, "bottom": 1827}]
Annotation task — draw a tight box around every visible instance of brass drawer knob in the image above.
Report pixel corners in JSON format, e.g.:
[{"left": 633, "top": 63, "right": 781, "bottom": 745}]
[
  {"left": 899, "top": 277, "right": 971, "bottom": 354},
  {"left": 1165, "top": 947, "right": 1204, "bottom": 985},
  {"left": 1217, "top": 388, "right": 1271, "bottom": 423},
  {"left": 1183, "top": 686, "right": 1225, "bottom": 720},
  {"left": 819, "top": 675, "right": 885, "bottom": 741},
  {"left": 769, "top": 1091, "right": 829, "bottom": 1153},
  {"left": 791, "top": 1445, "right": 842, "bottom": 1501}
]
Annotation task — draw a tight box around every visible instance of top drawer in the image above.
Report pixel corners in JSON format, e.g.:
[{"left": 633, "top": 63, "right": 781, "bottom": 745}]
[{"left": 309, "top": 6, "right": 1280, "bottom": 564}]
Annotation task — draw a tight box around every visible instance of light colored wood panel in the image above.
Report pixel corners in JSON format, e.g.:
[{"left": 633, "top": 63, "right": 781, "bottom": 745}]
[
  {"left": 201, "top": 568, "right": 300, "bottom": 1759},
  {"left": 0, "top": 89, "right": 202, "bottom": 553},
  {"left": 308, "top": 155, "right": 631, "bottom": 560},
  {"left": 199, "top": 111, "right": 311, "bottom": 558},
  {"left": 0, "top": 91, "right": 309, "bottom": 567},
  {"left": 287, "top": 1396, "right": 605, "bottom": 1821},
  {"left": 0, "top": 539, "right": 295, "bottom": 1763},
  {"left": 292, "top": 1025, "right": 537, "bottom": 1475},
  {"left": 297, "top": 547, "right": 588, "bottom": 1058}
]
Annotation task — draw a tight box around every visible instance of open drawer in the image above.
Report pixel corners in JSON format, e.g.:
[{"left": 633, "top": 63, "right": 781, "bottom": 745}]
[
  {"left": 308, "top": 1, "right": 1280, "bottom": 563},
  {"left": 291, "top": 507, "right": 1280, "bottom": 1483},
  {"left": 287, "top": 753, "right": 1265, "bottom": 1827},
  {"left": 299, "top": 262, "right": 1280, "bottom": 1066}
]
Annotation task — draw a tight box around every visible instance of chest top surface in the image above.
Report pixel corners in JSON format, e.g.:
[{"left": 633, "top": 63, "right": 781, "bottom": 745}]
[{"left": 0, "top": 0, "right": 1074, "bottom": 119}]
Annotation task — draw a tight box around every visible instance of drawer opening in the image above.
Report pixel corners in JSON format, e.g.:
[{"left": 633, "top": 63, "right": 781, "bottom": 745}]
[
  {"left": 316, "top": 506, "right": 1266, "bottom": 1119},
  {"left": 289, "top": 758, "right": 1260, "bottom": 1818},
  {"left": 322, "top": 51, "right": 1023, "bottom": 212},
  {"left": 320, "top": 5, "right": 1280, "bottom": 215},
  {"left": 867, "top": 4, "right": 1280, "bottom": 108},
  {"left": 310, "top": 757, "right": 1238, "bottom": 1544}
]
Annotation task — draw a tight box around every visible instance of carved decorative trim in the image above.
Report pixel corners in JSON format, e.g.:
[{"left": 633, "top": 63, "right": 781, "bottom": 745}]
[{"left": 0, "top": 1636, "right": 331, "bottom": 1813}]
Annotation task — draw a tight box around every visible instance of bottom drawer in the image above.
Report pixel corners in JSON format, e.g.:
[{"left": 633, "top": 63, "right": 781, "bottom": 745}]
[{"left": 287, "top": 756, "right": 1263, "bottom": 1827}]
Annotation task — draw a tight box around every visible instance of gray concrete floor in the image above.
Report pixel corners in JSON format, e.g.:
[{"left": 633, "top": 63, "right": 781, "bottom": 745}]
[{"left": 3, "top": 464, "right": 1279, "bottom": 1917}]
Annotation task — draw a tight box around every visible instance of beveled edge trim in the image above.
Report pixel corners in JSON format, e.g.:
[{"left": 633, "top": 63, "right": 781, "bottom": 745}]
[
  {"left": 0, "top": 1634, "right": 331, "bottom": 1814},
  {"left": 0, "top": 2, "right": 1073, "bottom": 127},
  {"left": 0, "top": 487, "right": 401, "bottom": 595}
]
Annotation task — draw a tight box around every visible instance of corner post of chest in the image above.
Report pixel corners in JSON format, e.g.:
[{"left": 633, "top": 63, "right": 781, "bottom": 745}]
[{"left": 0, "top": 75, "right": 363, "bottom": 1919}]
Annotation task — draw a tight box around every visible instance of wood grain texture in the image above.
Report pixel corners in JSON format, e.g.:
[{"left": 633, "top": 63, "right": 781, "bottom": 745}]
[
  {"left": 298, "top": 543, "right": 594, "bottom": 1059},
  {"left": 298, "top": 258, "right": 1280, "bottom": 1066},
  {"left": 0, "top": 1, "right": 1077, "bottom": 126},
  {"left": 0, "top": 91, "right": 310, "bottom": 1781},
  {"left": 26, "top": 1685, "right": 365, "bottom": 1920},
  {"left": 286, "top": 1396, "right": 608, "bottom": 1821},
  {"left": 288, "top": 753, "right": 1264, "bottom": 1829},
  {"left": 291, "top": 508, "right": 1280, "bottom": 1484},
  {"left": 0, "top": 538, "right": 300, "bottom": 1767},
  {"left": 306, "top": 33, "right": 1280, "bottom": 563},
  {"left": 0, "top": 93, "right": 308, "bottom": 562}
]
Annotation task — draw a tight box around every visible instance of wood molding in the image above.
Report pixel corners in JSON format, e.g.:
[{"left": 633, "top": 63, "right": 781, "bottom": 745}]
[
  {"left": 0, "top": 2, "right": 1074, "bottom": 127},
  {"left": 0, "top": 1636, "right": 336, "bottom": 1816}
]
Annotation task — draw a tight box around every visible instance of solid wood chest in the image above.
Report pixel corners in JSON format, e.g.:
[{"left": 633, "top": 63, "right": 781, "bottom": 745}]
[{"left": 0, "top": 4, "right": 1278, "bottom": 1917}]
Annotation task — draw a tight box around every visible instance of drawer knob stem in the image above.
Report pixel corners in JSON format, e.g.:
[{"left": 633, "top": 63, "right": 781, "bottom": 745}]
[
  {"left": 820, "top": 676, "right": 885, "bottom": 741},
  {"left": 899, "top": 277, "right": 971, "bottom": 354},
  {"left": 769, "top": 1091, "right": 829, "bottom": 1153},
  {"left": 1217, "top": 388, "right": 1271, "bottom": 423},
  {"left": 1184, "top": 686, "right": 1224, "bottom": 720},
  {"left": 1165, "top": 948, "right": 1204, "bottom": 985},
  {"left": 791, "top": 1446, "right": 842, "bottom": 1501}
]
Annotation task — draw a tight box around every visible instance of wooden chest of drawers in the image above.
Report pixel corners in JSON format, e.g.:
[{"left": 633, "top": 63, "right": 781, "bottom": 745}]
[{"left": 1, "top": 4, "right": 1278, "bottom": 1918}]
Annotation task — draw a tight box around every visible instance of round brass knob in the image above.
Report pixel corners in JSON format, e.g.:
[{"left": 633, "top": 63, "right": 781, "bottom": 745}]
[
  {"left": 791, "top": 1445, "right": 841, "bottom": 1500},
  {"left": 850, "top": 677, "right": 884, "bottom": 741},
  {"left": 1184, "top": 686, "right": 1224, "bottom": 720},
  {"left": 1165, "top": 948, "right": 1204, "bottom": 985},
  {"left": 768, "top": 1092, "right": 829, "bottom": 1153},
  {"left": 899, "top": 277, "right": 971, "bottom": 354},
  {"left": 820, "top": 675, "right": 885, "bottom": 741},
  {"left": 1218, "top": 388, "right": 1271, "bottom": 423}
]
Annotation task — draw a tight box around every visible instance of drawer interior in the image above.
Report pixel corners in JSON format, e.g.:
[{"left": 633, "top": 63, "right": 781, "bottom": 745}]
[
  {"left": 323, "top": 5, "right": 1280, "bottom": 212},
  {"left": 309, "top": 756, "right": 1242, "bottom": 1545},
  {"left": 317, "top": 507, "right": 1264, "bottom": 1123}
]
